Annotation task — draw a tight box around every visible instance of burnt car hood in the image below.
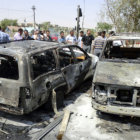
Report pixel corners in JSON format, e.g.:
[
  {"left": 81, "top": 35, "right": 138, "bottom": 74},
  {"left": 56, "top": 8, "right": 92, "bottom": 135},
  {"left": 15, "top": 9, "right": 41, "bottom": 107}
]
[{"left": 93, "top": 61, "right": 140, "bottom": 87}]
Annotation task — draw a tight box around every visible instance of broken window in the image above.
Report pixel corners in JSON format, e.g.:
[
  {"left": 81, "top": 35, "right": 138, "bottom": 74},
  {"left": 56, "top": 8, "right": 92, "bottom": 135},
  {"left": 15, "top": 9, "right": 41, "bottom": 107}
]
[
  {"left": 103, "top": 39, "right": 140, "bottom": 60},
  {"left": 58, "top": 47, "right": 74, "bottom": 68},
  {"left": 31, "top": 50, "right": 56, "bottom": 80},
  {"left": 0, "top": 54, "right": 19, "bottom": 80},
  {"left": 72, "top": 46, "right": 87, "bottom": 62}
]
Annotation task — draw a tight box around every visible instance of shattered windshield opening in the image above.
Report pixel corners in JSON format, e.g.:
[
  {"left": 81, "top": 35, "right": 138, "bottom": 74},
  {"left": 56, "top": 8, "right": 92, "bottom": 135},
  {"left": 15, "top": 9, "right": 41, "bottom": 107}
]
[
  {"left": 31, "top": 50, "right": 56, "bottom": 80},
  {"left": 102, "top": 39, "right": 140, "bottom": 62},
  {"left": 0, "top": 54, "right": 19, "bottom": 80}
]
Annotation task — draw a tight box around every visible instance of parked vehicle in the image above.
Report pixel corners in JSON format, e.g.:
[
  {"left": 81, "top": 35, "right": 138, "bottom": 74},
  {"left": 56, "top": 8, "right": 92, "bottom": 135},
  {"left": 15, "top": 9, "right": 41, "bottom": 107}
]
[
  {"left": 51, "top": 33, "right": 58, "bottom": 41},
  {"left": 92, "top": 34, "right": 140, "bottom": 117},
  {"left": 0, "top": 40, "right": 98, "bottom": 115}
]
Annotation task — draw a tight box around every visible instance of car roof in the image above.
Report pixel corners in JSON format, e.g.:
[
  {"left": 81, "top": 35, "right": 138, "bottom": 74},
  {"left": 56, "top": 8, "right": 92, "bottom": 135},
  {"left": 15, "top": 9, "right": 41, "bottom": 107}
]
[
  {"left": 108, "top": 33, "right": 140, "bottom": 41},
  {"left": 0, "top": 40, "right": 65, "bottom": 56}
]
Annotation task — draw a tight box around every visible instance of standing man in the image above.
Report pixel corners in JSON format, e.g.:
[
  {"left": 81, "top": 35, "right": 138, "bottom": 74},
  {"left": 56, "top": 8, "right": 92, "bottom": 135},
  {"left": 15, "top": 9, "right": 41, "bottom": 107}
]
[
  {"left": 42, "top": 30, "right": 46, "bottom": 37},
  {"left": 101, "top": 31, "right": 106, "bottom": 39},
  {"left": 66, "top": 30, "right": 77, "bottom": 45},
  {"left": 81, "top": 29, "right": 94, "bottom": 53},
  {"left": 0, "top": 26, "right": 10, "bottom": 43},
  {"left": 23, "top": 30, "right": 32, "bottom": 40},
  {"left": 93, "top": 32, "right": 105, "bottom": 57},
  {"left": 58, "top": 31, "right": 66, "bottom": 43},
  {"left": 32, "top": 30, "right": 42, "bottom": 40},
  {"left": 78, "top": 31, "right": 84, "bottom": 47},
  {"left": 45, "top": 30, "right": 52, "bottom": 41},
  {"left": 109, "top": 31, "right": 115, "bottom": 36},
  {"left": 14, "top": 28, "right": 23, "bottom": 41}
]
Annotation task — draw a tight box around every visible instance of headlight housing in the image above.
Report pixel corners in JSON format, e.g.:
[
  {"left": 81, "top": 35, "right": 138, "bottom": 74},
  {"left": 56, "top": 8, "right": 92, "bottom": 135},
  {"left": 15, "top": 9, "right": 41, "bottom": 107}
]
[
  {"left": 93, "top": 85, "right": 108, "bottom": 105},
  {"left": 20, "top": 87, "right": 31, "bottom": 99},
  {"left": 24, "top": 88, "right": 31, "bottom": 99}
]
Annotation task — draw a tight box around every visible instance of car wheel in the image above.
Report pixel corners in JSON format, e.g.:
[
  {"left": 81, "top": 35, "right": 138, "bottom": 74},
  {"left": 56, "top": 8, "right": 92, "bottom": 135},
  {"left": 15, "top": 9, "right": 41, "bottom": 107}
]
[{"left": 56, "top": 90, "right": 64, "bottom": 108}]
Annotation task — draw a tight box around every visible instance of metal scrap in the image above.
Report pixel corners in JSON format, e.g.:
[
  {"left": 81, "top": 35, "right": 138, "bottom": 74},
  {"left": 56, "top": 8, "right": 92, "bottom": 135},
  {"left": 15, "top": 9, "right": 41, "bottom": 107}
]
[{"left": 33, "top": 113, "right": 64, "bottom": 140}]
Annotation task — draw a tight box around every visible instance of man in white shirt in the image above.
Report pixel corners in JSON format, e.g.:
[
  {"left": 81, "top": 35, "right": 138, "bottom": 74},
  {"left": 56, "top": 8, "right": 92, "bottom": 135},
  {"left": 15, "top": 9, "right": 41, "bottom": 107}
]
[
  {"left": 14, "top": 28, "right": 23, "bottom": 41},
  {"left": 66, "top": 30, "right": 77, "bottom": 45},
  {"left": 78, "top": 31, "right": 84, "bottom": 47},
  {"left": 32, "top": 30, "right": 42, "bottom": 40}
]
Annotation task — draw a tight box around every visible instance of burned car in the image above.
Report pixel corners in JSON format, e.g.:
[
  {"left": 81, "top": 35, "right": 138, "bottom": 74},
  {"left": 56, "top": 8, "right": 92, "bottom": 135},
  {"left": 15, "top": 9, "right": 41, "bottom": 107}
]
[
  {"left": 0, "top": 40, "right": 98, "bottom": 115},
  {"left": 92, "top": 35, "right": 140, "bottom": 117}
]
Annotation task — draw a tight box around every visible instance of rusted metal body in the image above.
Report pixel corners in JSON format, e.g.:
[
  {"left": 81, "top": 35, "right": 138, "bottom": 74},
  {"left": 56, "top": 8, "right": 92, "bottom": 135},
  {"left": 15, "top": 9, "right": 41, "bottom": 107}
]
[
  {"left": 92, "top": 35, "right": 140, "bottom": 117},
  {"left": 0, "top": 40, "right": 98, "bottom": 115}
]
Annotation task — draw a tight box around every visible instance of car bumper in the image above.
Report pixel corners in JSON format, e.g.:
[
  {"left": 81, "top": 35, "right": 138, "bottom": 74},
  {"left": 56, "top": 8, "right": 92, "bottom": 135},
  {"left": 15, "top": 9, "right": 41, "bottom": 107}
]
[{"left": 92, "top": 99, "right": 140, "bottom": 117}]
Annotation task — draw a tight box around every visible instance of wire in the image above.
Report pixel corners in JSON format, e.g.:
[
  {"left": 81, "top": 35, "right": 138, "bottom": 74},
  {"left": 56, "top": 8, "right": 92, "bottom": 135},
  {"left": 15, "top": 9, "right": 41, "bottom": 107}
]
[
  {"left": 83, "top": 0, "right": 85, "bottom": 14},
  {"left": 0, "top": 8, "right": 31, "bottom": 13}
]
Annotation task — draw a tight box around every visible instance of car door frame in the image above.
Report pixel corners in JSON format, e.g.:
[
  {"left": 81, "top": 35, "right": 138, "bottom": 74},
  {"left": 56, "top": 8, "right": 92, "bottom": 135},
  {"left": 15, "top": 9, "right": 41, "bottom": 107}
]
[
  {"left": 0, "top": 53, "right": 21, "bottom": 107},
  {"left": 57, "top": 45, "right": 91, "bottom": 93},
  {"left": 28, "top": 48, "right": 64, "bottom": 104},
  {"left": 70, "top": 45, "right": 92, "bottom": 84},
  {"left": 56, "top": 45, "right": 77, "bottom": 93}
]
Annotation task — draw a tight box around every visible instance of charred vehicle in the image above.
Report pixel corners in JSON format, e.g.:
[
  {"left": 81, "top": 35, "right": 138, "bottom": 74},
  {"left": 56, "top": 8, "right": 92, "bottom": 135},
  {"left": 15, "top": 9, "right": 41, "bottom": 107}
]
[
  {"left": 92, "top": 35, "right": 140, "bottom": 117},
  {"left": 0, "top": 40, "right": 98, "bottom": 115}
]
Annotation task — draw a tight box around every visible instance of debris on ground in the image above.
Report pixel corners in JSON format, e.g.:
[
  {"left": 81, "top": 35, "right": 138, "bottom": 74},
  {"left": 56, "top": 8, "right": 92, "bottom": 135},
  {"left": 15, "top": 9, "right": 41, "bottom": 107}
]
[{"left": 0, "top": 80, "right": 140, "bottom": 140}]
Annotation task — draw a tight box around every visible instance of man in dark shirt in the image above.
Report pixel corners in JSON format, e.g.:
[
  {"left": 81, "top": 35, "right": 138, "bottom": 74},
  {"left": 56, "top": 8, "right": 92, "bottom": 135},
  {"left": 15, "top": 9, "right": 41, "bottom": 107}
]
[
  {"left": 81, "top": 29, "right": 94, "bottom": 53},
  {"left": 45, "top": 30, "right": 52, "bottom": 42},
  {"left": 23, "top": 30, "right": 32, "bottom": 40}
]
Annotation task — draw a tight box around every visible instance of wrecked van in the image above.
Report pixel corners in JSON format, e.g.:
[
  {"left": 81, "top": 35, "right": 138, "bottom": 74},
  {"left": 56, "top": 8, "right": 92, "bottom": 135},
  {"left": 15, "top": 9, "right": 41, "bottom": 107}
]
[
  {"left": 92, "top": 35, "right": 140, "bottom": 117},
  {"left": 0, "top": 40, "right": 98, "bottom": 115}
]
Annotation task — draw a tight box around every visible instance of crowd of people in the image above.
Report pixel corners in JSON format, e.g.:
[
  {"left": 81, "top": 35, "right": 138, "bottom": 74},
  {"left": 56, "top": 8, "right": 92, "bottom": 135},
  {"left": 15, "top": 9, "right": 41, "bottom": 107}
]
[
  {"left": 58, "top": 29, "right": 109, "bottom": 56},
  {"left": 0, "top": 26, "right": 115, "bottom": 56}
]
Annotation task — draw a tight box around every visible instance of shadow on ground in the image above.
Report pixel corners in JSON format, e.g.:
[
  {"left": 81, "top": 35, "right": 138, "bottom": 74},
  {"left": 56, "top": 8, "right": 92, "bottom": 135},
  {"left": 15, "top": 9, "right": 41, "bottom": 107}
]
[
  {"left": 96, "top": 109, "right": 140, "bottom": 133},
  {"left": 0, "top": 79, "right": 92, "bottom": 140}
]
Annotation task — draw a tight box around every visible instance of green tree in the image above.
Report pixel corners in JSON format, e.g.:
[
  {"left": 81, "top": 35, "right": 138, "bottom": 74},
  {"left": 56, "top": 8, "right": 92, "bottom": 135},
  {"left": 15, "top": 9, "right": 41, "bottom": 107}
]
[
  {"left": 104, "top": 0, "right": 140, "bottom": 32},
  {"left": 40, "top": 22, "right": 50, "bottom": 30},
  {"left": 120, "top": 0, "right": 140, "bottom": 32},
  {"left": 0, "top": 19, "right": 18, "bottom": 30},
  {"left": 90, "top": 29, "right": 96, "bottom": 36},
  {"left": 96, "top": 22, "right": 112, "bottom": 32}
]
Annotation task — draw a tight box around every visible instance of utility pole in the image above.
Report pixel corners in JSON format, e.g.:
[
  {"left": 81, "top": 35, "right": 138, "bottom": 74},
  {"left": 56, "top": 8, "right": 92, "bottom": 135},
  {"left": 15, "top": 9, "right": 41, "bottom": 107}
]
[
  {"left": 82, "top": 0, "right": 85, "bottom": 30},
  {"left": 32, "top": 5, "right": 36, "bottom": 30},
  {"left": 24, "top": 18, "right": 26, "bottom": 28},
  {"left": 76, "top": 5, "right": 82, "bottom": 39},
  {"left": 76, "top": 5, "right": 80, "bottom": 39}
]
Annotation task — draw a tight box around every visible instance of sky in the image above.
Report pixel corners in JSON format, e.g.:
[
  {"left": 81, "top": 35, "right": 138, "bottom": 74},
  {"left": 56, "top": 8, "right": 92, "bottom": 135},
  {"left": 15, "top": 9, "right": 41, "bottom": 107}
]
[{"left": 0, "top": 0, "right": 105, "bottom": 29}]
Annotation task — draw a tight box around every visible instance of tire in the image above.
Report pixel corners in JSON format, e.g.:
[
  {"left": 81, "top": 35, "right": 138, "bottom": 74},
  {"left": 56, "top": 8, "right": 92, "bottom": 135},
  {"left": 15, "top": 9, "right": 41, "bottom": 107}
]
[{"left": 56, "top": 90, "right": 64, "bottom": 108}]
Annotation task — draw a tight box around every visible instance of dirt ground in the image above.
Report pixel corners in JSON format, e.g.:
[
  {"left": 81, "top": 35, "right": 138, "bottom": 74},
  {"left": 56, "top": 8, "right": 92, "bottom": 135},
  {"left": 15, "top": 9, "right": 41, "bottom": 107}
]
[{"left": 0, "top": 80, "right": 140, "bottom": 140}]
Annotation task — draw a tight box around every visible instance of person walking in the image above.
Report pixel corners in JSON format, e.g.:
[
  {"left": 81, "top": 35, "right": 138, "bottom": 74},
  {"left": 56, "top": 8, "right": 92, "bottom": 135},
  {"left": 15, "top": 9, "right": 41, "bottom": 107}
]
[
  {"left": 58, "top": 31, "right": 66, "bottom": 43},
  {"left": 81, "top": 29, "right": 94, "bottom": 53},
  {"left": 14, "top": 28, "right": 23, "bottom": 41},
  {"left": 78, "top": 31, "right": 84, "bottom": 47},
  {"left": 0, "top": 26, "right": 10, "bottom": 43},
  {"left": 66, "top": 30, "right": 77, "bottom": 45},
  {"left": 93, "top": 32, "right": 105, "bottom": 57}
]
